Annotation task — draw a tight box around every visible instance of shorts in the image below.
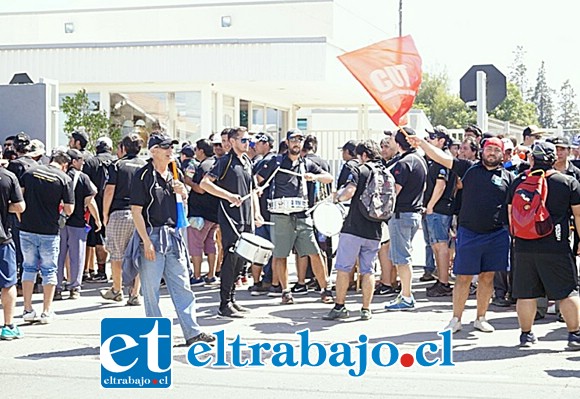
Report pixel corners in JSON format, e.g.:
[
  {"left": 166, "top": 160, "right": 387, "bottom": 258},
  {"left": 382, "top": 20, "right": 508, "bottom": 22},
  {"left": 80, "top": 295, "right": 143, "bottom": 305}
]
[
  {"left": 187, "top": 221, "right": 218, "bottom": 257},
  {"left": 0, "top": 241, "right": 17, "bottom": 288},
  {"left": 512, "top": 251, "right": 579, "bottom": 300},
  {"left": 20, "top": 231, "right": 59, "bottom": 286},
  {"left": 388, "top": 212, "right": 421, "bottom": 265},
  {"left": 380, "top": 222, "right": 390, "bottom": 245},
  {"left": 106, "top": 210, "right": 135, "bottom": 261},
  {"left": 87, "top": 217, "right": 105, "bottom": 247},
  {"left": 271, "top": 214, "right": 319, "bottom": 258},
  {"left": 424, "top": 213, "right": 452, "bottom": 245},
  {"left": 335, "top": 233, "right": 380, "bottom": 275},
  {"left": 453, "top": 226, "right": 509, "bottom": 275}
]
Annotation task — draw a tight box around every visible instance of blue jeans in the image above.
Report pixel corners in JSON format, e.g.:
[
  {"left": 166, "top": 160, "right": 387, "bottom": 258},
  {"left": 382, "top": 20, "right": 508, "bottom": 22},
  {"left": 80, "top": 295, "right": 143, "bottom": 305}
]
[
  {"left": 20, "top": 231, "right": 60, "bottom": 286},
  {"left": 139, "top": 231, "right": 201, "bottom": 340},
  {"left": 388, "top": 212, "right": 421, "bottom": 265},
  {"left": 421, "top": 217, "right": 436, "bottom": 273}
]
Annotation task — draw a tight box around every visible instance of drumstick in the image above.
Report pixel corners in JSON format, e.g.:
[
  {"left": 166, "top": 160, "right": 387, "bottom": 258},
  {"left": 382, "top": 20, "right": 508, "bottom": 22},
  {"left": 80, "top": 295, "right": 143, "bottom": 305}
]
[
  {"left": 305, "top": 195, "right": 333, "bottom": 216},
  {"left": 229, "top": 166, "right": 280, "bottom": 207},
  {"left": 278, "top": 168, "right": 304, "bottom": 177}
]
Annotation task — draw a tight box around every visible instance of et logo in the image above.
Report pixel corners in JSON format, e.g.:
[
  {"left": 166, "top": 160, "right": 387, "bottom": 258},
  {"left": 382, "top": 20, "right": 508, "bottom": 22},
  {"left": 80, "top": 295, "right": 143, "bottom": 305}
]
[{"left": 100, "top": 318, "right": 172, "bottom": 389}]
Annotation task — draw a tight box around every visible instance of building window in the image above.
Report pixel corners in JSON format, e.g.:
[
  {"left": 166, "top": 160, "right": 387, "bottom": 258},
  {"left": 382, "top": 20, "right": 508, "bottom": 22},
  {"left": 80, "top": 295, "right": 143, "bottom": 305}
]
[{"left": 297, "top": 118, "right": 308, "bottom": 131}]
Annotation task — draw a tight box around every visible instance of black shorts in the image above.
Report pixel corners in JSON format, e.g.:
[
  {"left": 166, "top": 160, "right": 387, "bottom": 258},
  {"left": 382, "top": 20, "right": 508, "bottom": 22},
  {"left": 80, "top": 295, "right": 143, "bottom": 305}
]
[
  {"left": 512, "top": 251, "right": 579, "bottom": 300},
  {"left": 86, "top": 218, "right": 106, "bottom": 247}
]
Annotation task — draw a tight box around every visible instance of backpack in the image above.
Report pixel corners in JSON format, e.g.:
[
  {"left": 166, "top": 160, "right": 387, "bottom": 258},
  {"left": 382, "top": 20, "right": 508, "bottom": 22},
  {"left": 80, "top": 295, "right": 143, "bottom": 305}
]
[
  {"left": 358, "top": 162, "right": 396, "bottom": 222},
  {"left": 510, "top": 169, "right": 553, "bottom": 240}
]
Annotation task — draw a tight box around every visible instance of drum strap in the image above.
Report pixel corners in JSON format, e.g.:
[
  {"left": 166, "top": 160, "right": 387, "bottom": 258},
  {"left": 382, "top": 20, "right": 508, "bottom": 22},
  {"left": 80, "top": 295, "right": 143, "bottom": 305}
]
[{"left": 220, "top": 202, "right": 241, "bottom": 239}]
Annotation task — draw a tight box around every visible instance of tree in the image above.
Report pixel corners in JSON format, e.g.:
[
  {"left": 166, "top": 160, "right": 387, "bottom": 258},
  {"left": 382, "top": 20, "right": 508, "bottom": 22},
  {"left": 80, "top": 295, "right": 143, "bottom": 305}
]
[
  {"left": 489, "top": 82, "right": 538, "bottom": 127},
  {"left": 509, "top": 45, "right": 530, "bottom": 100},
  {"left": 531, "top": 61, "right": 556, "bottom": 128},
  {"left": 558, "top": 79, "right": 580, "bottom": 130},
  {"left": 414, "top": 71, "right": 476, "bottom": 128},
  {"left": 60, "top": 89, "right": 111, "bottom": 151}
]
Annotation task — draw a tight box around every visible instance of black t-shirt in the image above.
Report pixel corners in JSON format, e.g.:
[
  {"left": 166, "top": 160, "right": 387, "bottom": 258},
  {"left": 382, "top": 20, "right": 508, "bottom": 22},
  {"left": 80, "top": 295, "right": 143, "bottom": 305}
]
[
  {"left": 258, "top": 155, "right": 323, "bottom": 200},
  {"left": 20, "top": 165, "right": 75, "bottom": 235},
  {"left": 130, "top": 161, "right": 181, "bottom": 228},
  {"left": 304, "top": 153, "right": 331, "bottom": 207},
  {"left": 208, "top": 152, "right": 254, "bottom": 246},
  {"left": 337, "top": 159, "right": 360, "bottom": 190},
  {"left": 562, "top": 162, "right": 580, "bottom": 181},
  {"left": 424, "top": 159, "right": 456, "bottom": 215},
  {"left": 452, "top": 159, "right": 514, "bottom": 233},
  {"left": 7, "top": 156, "right": 38, "bottom": 184},
  {"left": 507, "top": 171, "right": 580, "bottom": 253},
  {"left": 0, "top": 168, "right": 24, "bottom": 244},
  {"left": 84, "top": 151, "right": 116, "bottom": 213},
  {"left": 253, "top": 152, "right": 276, "bottom": 221},
  {"left": 108, "top": 155, "right": 148, "bottom": 213},
  {"left": 341, "top": 161, "right": 382, "bottom": 240},
  {"left": 392, "top": 150, "right": 427, "bottom": 213},
  {"left": 188, "top": 156, "right": 219, "bottom": 223},
  {"left": 66, "top": 169, "right": 97, "bottom": 228}
]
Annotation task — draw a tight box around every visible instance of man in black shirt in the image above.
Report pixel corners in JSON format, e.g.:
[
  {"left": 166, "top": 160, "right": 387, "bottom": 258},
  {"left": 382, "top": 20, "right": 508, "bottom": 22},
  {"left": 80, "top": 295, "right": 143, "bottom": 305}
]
[
  {"left": 101, "top": 133, "right": 146, "bottom": 305},
  {"left": 324, "top": 140, "right": 383, "bottom": 321},
  {"left": 130, "top": 132, "right": 215, "bottom": 345},
  {"left": 186, "top": 139, "right": 220, "bottom": 286},
  {"left": 507, "top": 142, "right": 580, "bottom": 349},
  {"left": 257, "top": 129, "right": 334, "bottom": 305},
  {"left": 201, "top": 127, "right": 264, "bottom": 318},
  {"left": 20, "top": 149, "right": 75, "bottom": 324},
  {"left": 0, "top": 167, "right": 25, "bottom": 340},
  {"left": 336, "top": 140, "right": 359, "bottom": 190},
  {"left": 549, "top": 136, "right": 580, "bottom": 180},
  {"left": 413, "top": 136, "right": 513, "bottom": 334},
  {"left": 384, "top": 128, "right": 427, "bottom": 311}
]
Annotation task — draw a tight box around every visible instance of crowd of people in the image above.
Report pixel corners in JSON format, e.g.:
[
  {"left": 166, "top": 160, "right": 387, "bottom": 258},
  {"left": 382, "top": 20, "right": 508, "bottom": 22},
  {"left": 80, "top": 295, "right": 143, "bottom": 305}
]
[{"left": 0, "top": 123, "right": 578, "bottom": 351}]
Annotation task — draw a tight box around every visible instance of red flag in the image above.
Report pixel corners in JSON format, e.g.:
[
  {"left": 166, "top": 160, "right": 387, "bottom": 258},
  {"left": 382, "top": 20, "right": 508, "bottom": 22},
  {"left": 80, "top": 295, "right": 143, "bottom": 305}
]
[{"left": 338, "top": 35, "right": 422, "bottom": 126}]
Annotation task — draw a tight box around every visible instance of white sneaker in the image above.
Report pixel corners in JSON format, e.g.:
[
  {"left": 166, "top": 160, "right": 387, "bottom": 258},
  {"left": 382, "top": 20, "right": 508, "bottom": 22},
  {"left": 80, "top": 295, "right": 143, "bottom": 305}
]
[
  {"left": 23, "top": 309, "right": 37, "bottom": 323},
  {"left": 473, "top": 316, "right": 495, "bottom": 332},
  {"left": 445, "top": 317, "right": 462, "bottom": 333},
  {"left": 40, "top": 311, "right": 55, "bottom": 324}
]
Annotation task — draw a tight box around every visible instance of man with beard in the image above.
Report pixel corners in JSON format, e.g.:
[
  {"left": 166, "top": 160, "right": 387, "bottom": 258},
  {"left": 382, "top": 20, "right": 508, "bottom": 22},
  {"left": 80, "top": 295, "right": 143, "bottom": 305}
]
[{"left": 411, "top": 136, "right": 513, "bottom": 334}]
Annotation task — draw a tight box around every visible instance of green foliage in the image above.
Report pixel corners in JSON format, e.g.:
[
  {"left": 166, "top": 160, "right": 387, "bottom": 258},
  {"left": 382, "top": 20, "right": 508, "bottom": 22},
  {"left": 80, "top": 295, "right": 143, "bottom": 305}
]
[
  {"left": 414, "top": 72, "right": 476, "bottom": 128},
  {"left": 509, "top": 45, "right": 530, "bottom": 100},
  {"left": 531, "top": 61, "right": 556, "bottom": 128},
  {"left": 489, "top": 82, "right": 538, "bottom": 126},
  {"left": 60, "top": 89, "right": 111, "bottom": 151},
  {"left": 558, "top": 80, "right": 580, "bottom": 130}
]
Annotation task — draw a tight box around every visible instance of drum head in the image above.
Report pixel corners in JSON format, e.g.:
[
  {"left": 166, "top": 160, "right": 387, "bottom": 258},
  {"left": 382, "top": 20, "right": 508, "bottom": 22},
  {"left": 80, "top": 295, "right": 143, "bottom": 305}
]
[
  {"left": 312, "top": 202, "right": 345, "bottom": 236},
  {"left": 240, "top": 232, "right": 275, "bottom": 250}
]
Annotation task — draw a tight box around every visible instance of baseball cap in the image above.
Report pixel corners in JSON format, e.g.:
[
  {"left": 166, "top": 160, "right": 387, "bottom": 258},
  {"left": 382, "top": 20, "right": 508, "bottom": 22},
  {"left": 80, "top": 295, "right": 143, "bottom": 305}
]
[
  {"left": 523, "top": 125, "right": 545, "bottom": 137},
  {"left": 483, "top": 137, "right": 504, "bottom": 152},
  {"left": 14, "top": 132, "right": 31, "bottom": 146},
  {"left": 51, "top": 146, "right": 72, "bottom": 162},
  {"left": 531, "top": 141, "right": 556, "bottom": 162},
  {"left": 255, "top": 132, "right": 275, "bottom": 144},
  {"left": 28, "top": 139, "right": 45, "bottom": 157},
  {"left": 71, "top": 128, "right": 89, "bottom": 146},
  {"left": 572, "top": 134, "right": 580, "bottom": 149},
  {"left": 426, "top": 128, "right": 449, "bottom": 140},
  {"left": 180, "top": 145, "right": 195, "bottom": 158},
  {"left": 338, "top": 140, "right": 357, "bottom": 152},
  {"left": 211, "top": 136, "right": 223, "bottom": 145},
  {"left": 464, "top": 125, "right": 482, "bottom": 137},
  {"left": 547, "top": 136, "right": 570, "bottom": 148},
  {"left": 286, "top": 129, "right": 304, "bottom": 140},
  {"left": 66, "top": 148, "right": 84, "bottom": 161},
  {"left": 147, "top": 133, "right": 179, "bottom": 149},
  {"left": 96, "top": 136, "right": 113, "bottom": 150},
  {"left": 501, "top": 138, "right": 514, "bottom": 151}
]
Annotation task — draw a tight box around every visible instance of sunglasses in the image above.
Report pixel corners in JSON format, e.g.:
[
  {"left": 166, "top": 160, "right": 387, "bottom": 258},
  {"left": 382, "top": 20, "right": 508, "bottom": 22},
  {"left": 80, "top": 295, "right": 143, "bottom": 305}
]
[
  {"left": 213, "top": 143, "right": 222, "bottom": 147},
  {"left": 157, "top": 144, "right": 174, "bottom": 150},
  {"left": 288, "top": 137, "right": 304, "bottom": 143},
  {"left": 237, "top": 137, "right": 250, "bottom": 144}
]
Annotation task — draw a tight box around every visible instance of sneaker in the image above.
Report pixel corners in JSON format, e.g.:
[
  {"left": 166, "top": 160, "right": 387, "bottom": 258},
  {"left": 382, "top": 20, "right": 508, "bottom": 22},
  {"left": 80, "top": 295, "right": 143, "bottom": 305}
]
[
  {"left": 185, "top": 332, "right": 216, "bottom": 346},
  {"left": 126, "top": 295, "right": 141, "bottom": 306},
  {"left": 385, "top": 295, "right": 415, "bottom": 311},
  {"left": 445, "top": 317, "right": 462, "bottom": 333},
  {"left": 267, "top": 285, "right": 282, "bottom": 297},
  {"left": 469, "top": 283, "right": 478, "bottom": 295},
  {"left": 281, "top": 291, "right": 294, "bottom": 305},
  {"left": 360, "top": 308, "right": 372, "bottom": 321},
  {"left": 519, "top": 331, "right": 538, "bottom": 347},
  {"left": 568, "top": 331, "right": 580, "bottom": 350},
  {"left": 100, "top": 288, "right": 124, "bottom": 302},
  {"left": 204, "top": 276, "right": 219, "bottom": 285},
  {"left": 419, "top": 271, "right": 435, "bottom": 282},
  {"left": 306, "top": 279, "right": 318, "bottom": 289},
  {"left": 217, "top": 303, "right": 244, "bottom": 318},
  {"left": 249, "top": 283, "right": 269, "bottom": 296},
  {"left": 81, "top": 272, "right": 92, "bottom": 282},
  {"left": 426, "top": 281, "right": 453, "bottom": 297},
  {"left": 473, "top": 316, "right": 495, "bottom": 333},
  {"left": 40, "top": 311, "right": 55, "bottom": 324},
  {"left": 190, "top": 277, "right": 205, "bottom": 287},
  {"left": 22, "top": 309, "right": 37, "bottom": 323},
  {"left": 374, "top": 283, "right": 399, "bottom": 297},
  {"left": 86, "top": 272, "right": 107, "bottom": 283},
  {"left": 231, "top": 302, "right": 250, "bottom": 313},
  {"left": 491, "top": 297, "right": 512, "bottom": 307},
  {"left": 69, "top": 288, "right": 80, "bottom": 300},
  {"left": 53, "top": 290, "right": 63, "bottom": 301},
  {"left": 0, "top": 325, "right": 23, "bottom": 340},
  {"left": 320, "top": 289, "right": 334, "bottom": 304},
  {"left": 322, "top": 307, "right": 349, "bottom": 320},
  {"left": 291, "top": 282, "right": 309, "bottom": 296}
]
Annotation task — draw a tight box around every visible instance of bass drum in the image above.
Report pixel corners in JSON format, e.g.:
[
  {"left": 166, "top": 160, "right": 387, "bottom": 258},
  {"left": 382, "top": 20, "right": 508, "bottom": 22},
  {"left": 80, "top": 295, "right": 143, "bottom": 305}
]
[
  {"left": 234, "top": 233, "right": 275, "bottom": 265},
  {"left": 312, "top": 202, "right": 346, "bottom": 237}
]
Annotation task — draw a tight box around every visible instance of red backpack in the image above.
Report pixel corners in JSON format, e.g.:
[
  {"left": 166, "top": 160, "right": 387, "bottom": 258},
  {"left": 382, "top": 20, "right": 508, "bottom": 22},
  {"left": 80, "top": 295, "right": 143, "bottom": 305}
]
[{"left": 510, "top": 169, "right": 553, "bottom": 240}]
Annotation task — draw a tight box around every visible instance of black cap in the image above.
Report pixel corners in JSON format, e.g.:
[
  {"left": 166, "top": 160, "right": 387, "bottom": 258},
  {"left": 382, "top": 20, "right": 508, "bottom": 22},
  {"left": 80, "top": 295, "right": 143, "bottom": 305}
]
[
  {"left": 532, "top": 141, "right": 556, "bottom": 163},
  {"left": 255, "top": 132, "right": 275, "bottom": 144},
  {"left": 14, "top": 132, "right": 31, "bottom": 145},
  {"left": 338, "top": 140, "right": 357, "bottom": 152},
  {"left": 547, "top": 136, "right": 569, "bottom": 148},
  {"left": 71, "top": 129, "right": 89, "bottom": 146},
  {"left": 148, "top": 133, "right": 179, "bottom": 149},
  {"left": 523, "top": 125, "right": 545, "bottom": 137},
  {"left": 426, "top": 129, "right": 449, "bottom": 140},
  {"left": 286, "top": 129, "right": 304, "bottom": 140},
  {"left": 66, "top": 148, "right": 84, "bottom": 161},
  {"left": 180, "top": 145, "right": 195, "bottom": 158},
  {"left": 464, "top": 125, "right": 482, "bottom": 137}
]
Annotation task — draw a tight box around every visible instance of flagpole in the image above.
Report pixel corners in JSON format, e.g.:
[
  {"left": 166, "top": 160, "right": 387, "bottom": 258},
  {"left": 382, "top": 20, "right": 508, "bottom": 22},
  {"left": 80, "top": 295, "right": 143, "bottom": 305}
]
[{"left": 398, "top": 0, "right": 403, "bottom": 37}]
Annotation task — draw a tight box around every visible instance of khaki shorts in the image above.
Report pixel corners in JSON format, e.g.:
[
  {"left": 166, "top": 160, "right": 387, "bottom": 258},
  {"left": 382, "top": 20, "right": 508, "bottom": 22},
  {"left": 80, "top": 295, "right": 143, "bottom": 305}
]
[{"left": 271, "top": 214, "right": 320, "bottom": 258}]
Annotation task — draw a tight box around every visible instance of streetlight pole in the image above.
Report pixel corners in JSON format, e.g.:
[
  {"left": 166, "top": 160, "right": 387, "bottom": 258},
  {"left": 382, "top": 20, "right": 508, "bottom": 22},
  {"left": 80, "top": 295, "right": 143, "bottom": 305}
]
[{"left": 398, "top": 0, "right": 403, "bottom": 36}]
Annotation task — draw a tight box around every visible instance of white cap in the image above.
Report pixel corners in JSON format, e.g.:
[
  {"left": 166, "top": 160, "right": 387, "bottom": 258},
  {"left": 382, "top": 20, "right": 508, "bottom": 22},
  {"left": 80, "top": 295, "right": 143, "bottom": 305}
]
[
  {"left": 501, "top": 138, "right": 514, "bottom": 151},
  {"left": 135, "top": 119, "right": 146, "bottom": 127},
  {"left": 96, "top": 136, "right": 113, "bottom": 149}
]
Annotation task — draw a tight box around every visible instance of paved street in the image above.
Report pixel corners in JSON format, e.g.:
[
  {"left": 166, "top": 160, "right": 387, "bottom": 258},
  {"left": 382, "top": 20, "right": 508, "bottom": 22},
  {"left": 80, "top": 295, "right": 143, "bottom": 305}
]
[{"left": 1, "top": 232, "right": 579, "bottom": 398}]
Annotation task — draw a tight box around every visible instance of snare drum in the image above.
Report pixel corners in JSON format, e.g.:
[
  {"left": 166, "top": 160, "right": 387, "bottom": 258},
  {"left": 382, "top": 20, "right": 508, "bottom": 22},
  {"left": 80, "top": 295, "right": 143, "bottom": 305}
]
[
  {"left": 267, "top": 197, "right": 309, "bottom": 214},
  {"left": 312, "top": 202, "right": 346, "bottom": 237},
  {"left": 234, "top": 233, "right": 275, "bottom": 265}
]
